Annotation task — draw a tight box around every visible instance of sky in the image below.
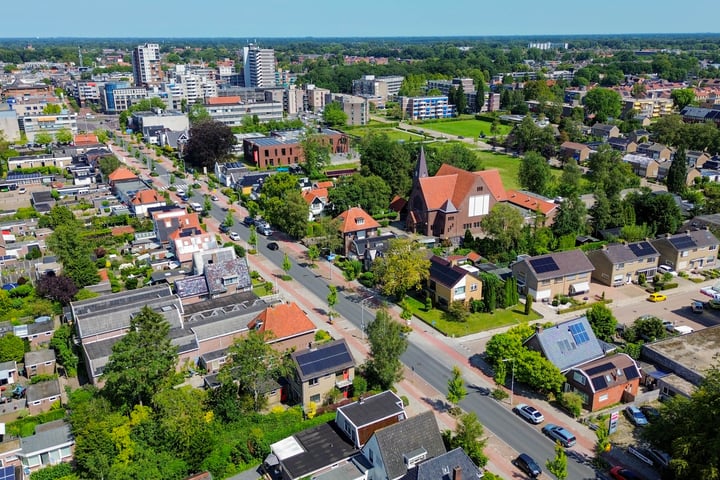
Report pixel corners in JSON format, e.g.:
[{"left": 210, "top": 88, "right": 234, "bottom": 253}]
[{"left": 4, "top": 0, "right": 720, "bottom": 38}]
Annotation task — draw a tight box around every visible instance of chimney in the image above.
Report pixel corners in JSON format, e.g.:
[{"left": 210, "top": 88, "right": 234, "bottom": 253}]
[{"left": 453, "top": 466, "right": 462, "bottom": 480}]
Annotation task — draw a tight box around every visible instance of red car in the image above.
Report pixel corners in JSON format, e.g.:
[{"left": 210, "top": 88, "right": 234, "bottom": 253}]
[{"left": 610, "top": 466, "right": 642, "bottom": 480}]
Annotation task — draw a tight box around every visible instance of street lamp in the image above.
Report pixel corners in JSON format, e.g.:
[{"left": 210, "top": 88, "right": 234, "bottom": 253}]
[
  {"left": 502, "top": 358, "right": 515, "bottom": 406},
  {"left": 360, "top": 295, "right": 376, "bottom": 341}
]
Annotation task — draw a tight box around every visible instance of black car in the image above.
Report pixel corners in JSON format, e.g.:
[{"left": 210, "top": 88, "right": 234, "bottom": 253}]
[
  {"left": 640, "top": 405, "right": 660, "bottom": 422},
  {"left": 513, "top": 453, "right": 541, "bottom": 478},
  {"left": 219, "top": 224, "right": 230, "bottom": 234},
  {"left": 243, "top": 216, "right": 255, "bottom": 227},
  {"left": 267, "top": 242, "right": 279, "bottom": 251}
]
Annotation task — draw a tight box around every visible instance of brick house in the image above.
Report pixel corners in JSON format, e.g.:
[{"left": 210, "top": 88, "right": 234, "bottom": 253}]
[
  {"left": 651, "top": 228, "right": 719, "bottom": 272},
  {"left": 559, "top": 141, "right": 592, "bottom": 163},
  {"left": 248, "top": 302, "right": 317, "bottom": 352},
  {"left": 289, "top": 339, "right": 355, "bottom": 406},
  {"left": 590, "top": 123, "right": 620, "bottom": 139},
  {"left": 336, "top": 206, "right": 380, "bottom": 255},
  {"left": 636, "top": 142, "right": 672, "bottom": 161},
  {"left": 334, "top": 391, "right": 407, "bottom": 449},
  {"left": 243, "top": 129, "right": 348, "bottom": 169},
  {"left": 587, "top": 241, "right": 660, "bottom": 286},
  {"left": 0, "top": 361, "right": 18, "bottom": 387},
  {"left": 511, "top": 250, "right": 595, "bottom": 301},
  {"left": 427, "top": 255, "right": 483, "bottom": 307},
  {"left": 565, "top": 353, "right": 641, "bottom": 411},
  {"left": 107, "top": 166, "right": 137, "bottom": 185},
  {"left": 25, "top": 379, "right": 61, "bottom": 415},
  {"left": 24, "top": 349, "right": 56, "bottom": 378}
]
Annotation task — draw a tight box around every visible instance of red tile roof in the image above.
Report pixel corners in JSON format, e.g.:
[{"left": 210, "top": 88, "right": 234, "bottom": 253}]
[
  {"left": 111, "top": 225, "right": 135, "bottom": 236},
  {"left": 206, "top": 96, "right": 241, "bottom": 105},
  {"left": 302, "top": 188, "right": 328, "bottom": 205},
  {"left": 505, "top": 190, "right": 557, "bottom": 215},
  {"left": 74, "top": 133, "right": 99, "bottom": 145},
  {"left": 131, "top": 189, "right": 163, "bottom": 205},
  {"left": 108, "top": 167, "right": 137, "bottom": 182},
  {"left": 248, "top": 303, "right": 316, "bottom": 341},
  {"left": 315, "top": 181, "right": 334, "bottom": 189},
  {"left": 335, "top": 207, "right": 380, "bottom": 234},
  {"left": 420, "top": 165, "right": 507, "bottom": 211}
]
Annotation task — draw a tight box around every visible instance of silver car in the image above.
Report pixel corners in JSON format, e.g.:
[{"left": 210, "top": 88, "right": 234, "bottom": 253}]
[{"left": 513, "top": 403, "right": 545, "bottom": 424}]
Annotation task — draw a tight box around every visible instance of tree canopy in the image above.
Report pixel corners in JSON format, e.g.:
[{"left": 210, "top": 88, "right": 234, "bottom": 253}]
[
  {"left": 184, "top": 119, "right": 235, "bottom": 170},
  {"left": 360, "top": 132, "right": 414, "bottom": 197},
  {"left": 372, "top": 238, "right": 430, "bottom": 300},
  {"left": 584, "top": 87, "right": 622, "bottom": 122},
  {"left": 365, "top": 308, "right": 408, "bottom": 390},
  {"left": 322, "top": 101, "right": 348, "bottom": 127},
  {"left": 328, "top": 173, "right": 391, "bottom": 216},
  {"left": 518, "top": 151, "right": 553, "bottom": 196}
]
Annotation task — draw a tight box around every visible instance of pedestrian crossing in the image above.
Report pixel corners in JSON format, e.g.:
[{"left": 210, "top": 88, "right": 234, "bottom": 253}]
[{"left": 155, "top": 183, "right": 188, "bottom": 191}]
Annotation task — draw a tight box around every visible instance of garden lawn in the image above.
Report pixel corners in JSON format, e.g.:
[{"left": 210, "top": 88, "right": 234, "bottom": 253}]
[
  {"left": 404, "top": 295, "right": 542, "bottom": 337},
  {"left": 420, "top": 118, "right": 513, "bottom": 138},
  {"left": 350, "top": 127, "right": 424, "bottom": 142},
  {"left": 252, "top": 279, "right": 272, "bottom": 297},
  {"left": 475, "top": 151, "right": 562, "bottom": 191}
]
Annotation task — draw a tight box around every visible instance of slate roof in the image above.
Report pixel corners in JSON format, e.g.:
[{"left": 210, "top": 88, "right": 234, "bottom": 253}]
[
  {"left": 19, "top": 420, "right": 73, "bottom": 457},
  {"left": 82, "top": 336, "right": 122, "bottom": 377},
  {"left": 205, "top": 256, "right": 251, "bottom": 295},
  {"left": 399, "top": 447, "right": 483, "bottom": 480},
  {"left": 338, "top": 390, "right": 405, "bottom": 428},
  {"left": 570, "top": 353, "right": 641, "bottom": 393},
  {"left": 248, "top": 303, "right": 316, "bottom": 342},
  {"left": 429, "top": 256, "right": 470, "bottom": 288},
  {"left": 292, "top": 339, "right": 356, "bottom": 383},
  {"left": 368, "top": 411, "right": 446, "bottom": 480},
  {"left": 175, "top": 275, "right": 209, "bottom": 298},
  {"left": 523, "top": 316, "right": 605, "bottom": 372},
  {"left": 516, "top": 249, "right": 594, "bottom": 280},
  {"left": 24, "top": 349, "right": 56, "bottom": 367},
  {"left": 26, "top": 379, "right": 61, "bottom": 403},
  {"left": 594, "top": 241, "right": 659, "bottom": 264}
]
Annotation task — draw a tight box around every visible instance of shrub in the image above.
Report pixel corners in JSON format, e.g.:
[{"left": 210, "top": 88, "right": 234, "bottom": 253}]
[
  {"left": 560, "top": 392, "right": 584, "bottom": 417},
  {"left": 352, "top": 376, "right": 367, "bottom": 397},
  {"left": 30, "top": 373, "right": 59, "bottom": 384},
  {"left": 400, "top": 395, "right": 410, "bottom": 407},
  {"left": 491, "top": 388, "right": 509, "bottom": 401},
  {"left": 314, "top": 330, "right": 332, "bottom": 343},
  {"left": 250, "top": 270, "right": 260, "bottom": 279}
]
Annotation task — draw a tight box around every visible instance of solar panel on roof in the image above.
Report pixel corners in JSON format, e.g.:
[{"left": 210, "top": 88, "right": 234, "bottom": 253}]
[
  {"left": 628, "top": 241, "right": 655, "bottom": 258},
  {"left": 669, "top": 236, "right": 696, "bottom": 250},
  {"left": 529, "top": 257, "right": 559, "bottom": 274},
  {"left": 569, "top": 322, "right": 591, "bottom": 345},
  {"left": 585, "top": 362, "right": 614, "bottom": 376},
  {"left": 0, "top": 466, "right": 17, "bottom": 480},
  {"left": 623, "top": 366, "right": 640, "bottom": 380},
  {"left": 296, "top": 342, "right": 352, "bottom": 377},
  {"left": 591, "top": 376, "right": 608, "bottom": 390}
]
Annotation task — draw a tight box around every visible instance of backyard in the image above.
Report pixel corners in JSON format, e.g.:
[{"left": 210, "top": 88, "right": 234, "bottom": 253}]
[
  {"left": 475, "top": 151, "right": 563, "bottom": 190},
  {"left": 404, "top": 295, "right": 542, "bottom": 337},
  {"left": 419, "top": 118, "right": 513, "bottom": 138}
]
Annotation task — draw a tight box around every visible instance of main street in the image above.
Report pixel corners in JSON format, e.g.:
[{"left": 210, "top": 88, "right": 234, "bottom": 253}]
[{"left": 109, "top": 137, "right": 597, "bottom": 479}]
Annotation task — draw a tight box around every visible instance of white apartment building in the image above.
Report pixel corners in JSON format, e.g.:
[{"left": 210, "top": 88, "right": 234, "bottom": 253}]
[
  {"left": 205, "top": 96, "right": 283, "bottom": 127},
  {"left": 327, "top": 93, "right": 369, "bottom": 126},
  {"left": 74, "top": 82, "right": 101, "bottom": 106},
  {"left": 19, "top": 114, "right": 78, "bottom": 142},
  {"left": 132, "top": 43, "right": 162, "bottom": 87},
  {"left": 242, "top": 44, "right": 276, "bottom": 88}
]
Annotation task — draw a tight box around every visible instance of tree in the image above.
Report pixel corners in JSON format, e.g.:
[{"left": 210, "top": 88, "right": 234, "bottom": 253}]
[
  {"left": 557, "top": 158, "right": 583, "bottom": 198},
  {"left": 518, "top": 151, "right": 553, "bottom": 196},
  {"left": 589, "top": 190, "right": 613, "bottom": 235},
  {"left": 586, "top": 303, "right": 617, "bottom": 342},
  {"left": 0, "top": 334, "right": 25, "bottom": 362},
  {"left": 584, "top": 87, "right": 622, "bottom": 122},
  {"left": 480, "top": 202, "right": 525, "bottom": 251},
  {"left": 671, "top": 88, "right": 695, "bottom": 110},
  {"left": 444, "top": 301, "right": 469, "bottom": 323},
  {"left": 307, "top": 244, "right": 320, "bottom": 266},
  {"left": 360, "top": 132, "right": 414, "bottom": 197},
  {"left": 511, "top": 117, "right": 556, "bottom": 157},
  {"left": 454, "top": 83, "right": 467, "bottom": 115},
  {"left": 322, "top": 101, "right": 348, "bottom": 127},
  {"left": 42, "top": 103, "right": 62, "bottom": 114},
  {"left": 55, "top": 128, "right": 73, "bottom": 144},
  {"left": 282, "top": 252, "right": 292, "bottom": 276},
  {"left": 102, "top": 306, "right": 179, "bottom": 409},
  {"left": 187, "top": 103, "right": 210, "bottom": 125},
  {"left": 327, "top": 285, "right": 337, "bottom": 322},
  {"left": 184, "top": 119, "right": 235, "bottom": 170},
  {"left": 365, "top": 308, "right": 408, "bottom": 390},
  {"left": 39, "top": 205, "right": 76, "bottom": 230},
  {"left": 264, "top": 190, "right": 309, "bottom": 239},
  {"left": 372, "top": 238, "right": 430, "bottom": 300},
  {"left": 46, "top": 224, "right": 99, "bottom": 288},
  {"left": 552, "top": 194, "right": 587, "bottom": 237},
  {"left": 475, "top": 77, "right": 485, "bottom": 112},
  {"left": 36, "top": 273, "right": 78, "bottom": 306},
  {"left": 446, "top": 365, "right": 467, "bottom": 409},
  {"left": 425, "top": 143, "right": 482, "bottom": 174},
  {"left": 224, "top": 211, "right": 234, "bottom": 227},
  {"left": 666, "top": 145, "right": 688, "bottom": 194},
  {"left": 443, "top": 412, "right": 488, "bottom": 468},
  {"left": 248, "top": 225, "right": 257, "bottom": 249},
  {"left": 524, "top": 294, "right": 533, "bottom": 316},
  {"left": 35, "top": 132, "right": 54, "bottom": 147},
  {"left": 301, "top": 131, "right": 331, "bottom": 179},
  {"left": 546, "top": 442, "right": 568, "bottom": 480},
  {"left": 328, "top": 174, "right": 391, "bottom": 216},
  {"left": 98, "top": 156, "right": 122, "bottom": 176}
]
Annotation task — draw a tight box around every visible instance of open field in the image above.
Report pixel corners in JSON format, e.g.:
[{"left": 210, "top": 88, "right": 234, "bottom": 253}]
[
  {"left": 348, "top": 127, "right": 424, "bottom": 142},
  {"left": 419, "top": 118, "right": 513, "bottom": 138},
  {"left": 475, "top": 151, "right": 562, "bottom": 190}
]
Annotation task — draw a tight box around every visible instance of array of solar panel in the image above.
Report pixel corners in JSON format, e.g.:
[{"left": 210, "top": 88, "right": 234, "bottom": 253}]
[
  {"left": 591, "top": 376, "right": 608, "bottom": 390},
  {"left": 623, "top": 366, "right": 640, "bottom": 380},
  {"left": 568, "top": 322, "right": 591, "bottom": 345},
  {"left": 6, "top": 172, "right": 43, "bottom": 180},
  {"left": 296, "top": 342, "right": 352, "bottom": 377},
  {"left": 529, "top": 257, "right": 559, "bottom": 274},
  {"left": 669, "top": 236, "right": 697, "bottom": 250},
  {"left": 0, "top": 466, "right": 17, "bottom": 480},
  {"left": 628, "top": 241, "right": 655, "bottom": 258},
  {"left": 585, "top": 362, "right": 614, "bottom": 377},
  {"left": 430, "top": 263, "right": 463, "bottom": 287}
]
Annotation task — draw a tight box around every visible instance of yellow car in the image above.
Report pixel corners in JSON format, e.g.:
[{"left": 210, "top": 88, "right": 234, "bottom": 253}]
[{"left": 648, "top": 293, "right": 667, "bottom": 302}]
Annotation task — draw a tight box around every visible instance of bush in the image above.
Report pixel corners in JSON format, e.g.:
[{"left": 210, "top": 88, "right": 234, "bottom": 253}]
[
  {"left": 352, "top": 376, "right": 367, "bottom": 397},
  {"left": 491, "top": 388, "right": 509, "bottom": 401},
  {"left": 250, "top": 271, "right": 260, "bottom": 280},
  {"left": 400, "top": 395, "right": 410, "bottom": 407},
  {"left": 30, "top": 373, "right": 59, "bottom": 384},
  {"left": 560, "top": 392, "right": 584, "bottom": 417}
]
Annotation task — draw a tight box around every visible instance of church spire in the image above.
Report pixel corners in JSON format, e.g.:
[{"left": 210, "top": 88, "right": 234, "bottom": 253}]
[{"left": 414, "top": 146, "right": 429, "bottom": 180}]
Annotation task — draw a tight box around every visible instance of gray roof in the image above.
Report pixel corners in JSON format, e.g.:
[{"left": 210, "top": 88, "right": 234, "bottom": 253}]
[
  {"left": 25, "top": 379, "right": 61, "bottom": 403},
  {"left": 20, "top": 420, "right": 73, "bottom": 457},
  {"left": 517, "top": 249, "right": 594, "bottom": 280},
  {"left": 653, "top": 228, "right": 719, "bottom": 251},
  {"left": 595, "top": 241, "right": 658, "bottom": 264},
  {"left": 523, "top": 316, "right": 605, "bottom": 372},
  {"left": 175, "top": 275, "right": 209, "bottom": 298},
  {"left": 623, "top": 153, "right": 657, "bottom": 167},
  {"left": 400, "top": 447, "right": 483, "bottom": 480},
  {"left": 71, "top": 285, "right": 173, "bottom": 320},
  {"left": 183, "top": 291, "right": 259, "bottom": 315},
  {"left": 205, "top": 257, "right": 251, "bottom": 295},
  {"left": 338, "top": 390, "right": 405, "bottom": 428},
  {"left": 0, "top": 360, "right": 16, "bottom": 372},
  {"left": 83, "top": 336, "right": 122, "bottom": 377},
  {"left": 369, "top": 411, "right": 446, "bottom": 480},
  {"left": 24, "top": 349, "right": 56, "bottom": 367},
  {"left": 280, "top": 421, "right": 358, "bottom": 480}
]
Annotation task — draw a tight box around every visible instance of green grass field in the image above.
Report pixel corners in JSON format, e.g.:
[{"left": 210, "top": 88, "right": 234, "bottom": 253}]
[
  {"left": 420, "top": 118, "right": 513, "bottom": 138},
  {"left": 475, "top": 151, "right": 562, "bottom": 190},
  {"left": 350, "top": 127, "right": 424, "bottom": 142}
]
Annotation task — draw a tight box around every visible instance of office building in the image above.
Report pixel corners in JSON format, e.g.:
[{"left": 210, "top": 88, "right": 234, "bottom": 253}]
[
  {"left": 242, "top": 44, "right": 276, "bottom": 88},
  {"left": 352, "top": 75, "right": 404, "bottom": 101},
  {"left": 205, "top": 96, "right": 283, "bottom": 127},
  {"left": 132, "top": 43, "right": 162, "bottom": 87},
  {"left": 101, "top": 83, "right": 148, "bottom": 113}
]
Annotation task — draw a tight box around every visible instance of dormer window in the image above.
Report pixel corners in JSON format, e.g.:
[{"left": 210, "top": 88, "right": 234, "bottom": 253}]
[{"left": 355, "top": 217, "right": 364, "bottom": 225}]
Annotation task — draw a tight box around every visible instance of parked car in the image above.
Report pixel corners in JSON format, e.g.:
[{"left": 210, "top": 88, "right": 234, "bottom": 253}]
[
  {"left": 219, "top": 224, "right": 230, "bottom": 234},
  {"left": 258, "top": 227, "right": 273, "bottom": 236},
  {"left": 229, "top": 232, "right": 240, "bottom": 241},
  {"left": 243, "top": 216, "right": 255, "bottom": 227},
  {"left": 513, "top": 453, "right": 542, "bottom": 478},
  {"left": 211, "top": 195, "right": 219, "bottom": 201},
  {"left": 691, "top": 301, "right": 704, "bottom": 313},
  {"left": 640, "top": 405, "right": 660, "bottom": 422},
  {"left": 645, "top": 448, "right": 671, "bottom": 470},
  {"left": 672, "top": 325, "right": 694, "bottom": 335},
  {"left": 648, "top": 293, "right": 667, "bottom": 302},
  {"left": 658, "top": 265, "right": 678, "bottom": 276},
  {"left": 610, "top": 466, "right": 642, "bottom": 480},
  {"left": 625, "top": 406, "right": 648, "bottom": 426},
  {"left": 267, "top": 242, "right": 279, "bottom": 251},
  {"left": 708, "top": 298, "right": 720, "bottom": 310},
  {"left": 12, "top": 385, "right": 26, "bottom": 399},
  {"left": 18, "top": 187, "right": 26, "bottom": 194},
  {"left": 513, "top": 403, "right": 545, "bottom": 424},
  {"left": 662, "top": 320, "right": 674, "bottom": 332},
  {"left": 541, "top": 424, "right": 576, "bottom": 447}
]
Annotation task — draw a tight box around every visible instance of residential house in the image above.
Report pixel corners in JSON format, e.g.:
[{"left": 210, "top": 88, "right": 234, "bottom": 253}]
[
  {"left": 25, "top": 379, "right": 61, "bottom": 415},
  {"left": 13, "top": 319, "right": 54, "bottom": 348},
  {"left": 335, "top": 391, "right": 407, "bottom": 449},
  {"left": 214, "top": 161, "right": 248, "bottom": 188},
  {"left": 248, "top": 302, "right": 317, "bottom": 352},
  {"left": 511, "top": 250, "right": 595, "bottom": 301},
  {"left": 559, "top": 141, "right": 592, "bottom": 163},
  {"left": 651, "top": 228, "right": 719, "bottom": 272},
  {"left": 608, "top": 137, "right": 637, "bottom": 154},
  {"left": 303, "top": 187, "right": 330, "bottom": 221},
  {"left": 590, "top": 123, "right": 620, "bottom": 139},
  {"left": 523, "top": 317, "right": 606, "bottom": 372},
  {"left": 131, "top": 189, "right": 166, "bottom": 217},
  {"left": 190, "top": 246, "right": 252, "bottom": 298},
  {"left": 24, "top": 349, "right": 56, "bottom": 378},
  {"left": 152, "top": 208, "right": 200, "bottom": 245},
  {"left": 398, "top": 447, "right": 483, "bottom": 480},
  {"left": 348, "top": 233, "right": 398, "bottom": 271},
  {"left": 628, "top": 129, "right": 651, "bottom": 143},
  {"left": 657, "top": 162, "right": 702, "bottom": 185},
  {"left": 427, "top": 256, "right": 483, "bottom": 308},
  {"left": 289, "top": 339, "right": 356, "bottom": 406},
  {"left": 622, "top": 154, "right": 660, "bottom": 179},
  {"left": 360, "top": 411, "right": 446, "bottom": 480},
  {"left": 107, "top": 166, "right": 137, "bottom": 185},
  {"left": 0, "top": 361, "right": 18, "bottom": 387},
  {"left": 565, "top": 353, "right": 641, "bottom": 411},
  {"left": 587, "top": 241, "right": 660, "bottom": 286},
  {"left": 169, "top": 223, "right": 217, "bottom": 264},
  {"left": 687, "top": 150, "right": 710, "bottom": 169},
  {"left": 407, "top": 149, "right": 507, "bottom": 240},
  {"left": 636, "top": 142, "right": 672, "bottom": 161},
  {"left": 17, "top": 420, "right": 74, "bottom": 475},
  {"left": 336, "top": 206, "right": 381, "bottom": 255}
]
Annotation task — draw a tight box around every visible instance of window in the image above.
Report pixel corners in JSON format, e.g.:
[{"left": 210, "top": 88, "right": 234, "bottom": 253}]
[
  {"left": 616, "top": 263, "right": 625, "bottom": 269},
  {"left": 470, "top": 283, "right": 478, "bottom": 292},
  {"left": 455, "top": 286, "right": 466, "bottom": 295},
  {"left": 572, "top": 371, "right": 586, "bottom": 385},
  {"left": 599, "top": 394, "right": 609, "bottom": 402},
  {"left": 309, "top": 378, "right": 318, "bottom": 386},
  {"left": 681, "top": 251, "right": 689, "bottom": 257},
  {"left": 310, "top": 394, "right": 320, "bottom": 403},
  {"left": 469, "top": 194, "right": 490, "bottom": 216}
]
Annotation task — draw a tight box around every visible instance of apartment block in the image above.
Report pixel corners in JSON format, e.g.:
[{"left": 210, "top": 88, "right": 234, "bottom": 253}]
[
  {"left": 132, "top": 43, "right": 162, "bottom": 87},
  {"left": 327, "top": 93, "right": 369, "bottom": 126},
  {"left": 242, "top": 44, "right": 276, "bottom": 88},
  {"left": 399, "top": 95, "right": 455, "bottom": 120}
]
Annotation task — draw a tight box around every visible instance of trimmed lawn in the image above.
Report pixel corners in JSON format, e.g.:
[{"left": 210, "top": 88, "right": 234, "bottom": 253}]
[
  {"left": 404, "top": 295, "right": 542, "bottom": 337},
  {"left": 420, "top": 118, "right": 513, "bottom": 138},
  {"left": 476, "top": 151, "right": 562, "bottom": 190},
  {"left": 252, "top": 279, "right": 272, "bottom": 297},
  {"left": 350, "top": 127, "right": 424, "bottom": 142}
]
